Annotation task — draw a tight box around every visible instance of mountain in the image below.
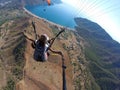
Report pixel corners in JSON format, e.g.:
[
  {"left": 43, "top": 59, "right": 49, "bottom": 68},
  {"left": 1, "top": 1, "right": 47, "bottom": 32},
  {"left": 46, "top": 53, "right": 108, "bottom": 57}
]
[
  {"left": 0, "top": 1, "right": 73, "bottom": 89},
  {"left": 74, "top": 17, "right": 120, "bottom": 90},
  {"left": 0, "top": 0, "right": 120, "bottom": 90}
]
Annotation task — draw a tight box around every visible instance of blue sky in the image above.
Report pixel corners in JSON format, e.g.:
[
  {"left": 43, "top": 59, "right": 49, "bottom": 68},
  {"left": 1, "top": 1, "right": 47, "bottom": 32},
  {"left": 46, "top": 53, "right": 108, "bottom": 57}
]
[{"left": 61, "top": 0, "right": 120, "bottom": 43}]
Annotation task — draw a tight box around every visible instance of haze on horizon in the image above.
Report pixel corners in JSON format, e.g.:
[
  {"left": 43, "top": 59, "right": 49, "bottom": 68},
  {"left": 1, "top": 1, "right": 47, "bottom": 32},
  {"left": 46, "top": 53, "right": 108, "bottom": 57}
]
[{"left": 61, "top": 0, "right": 120, "bottom": 43}]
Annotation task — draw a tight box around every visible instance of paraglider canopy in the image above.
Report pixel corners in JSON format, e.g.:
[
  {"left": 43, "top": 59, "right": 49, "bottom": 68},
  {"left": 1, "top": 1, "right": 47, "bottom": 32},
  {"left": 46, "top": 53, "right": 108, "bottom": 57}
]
[
  {"left": 43, "top": 0, "right": 51, "bottom": 6},
  {"left": 46, "top": 0, "right": 51, "bottom": 5}
]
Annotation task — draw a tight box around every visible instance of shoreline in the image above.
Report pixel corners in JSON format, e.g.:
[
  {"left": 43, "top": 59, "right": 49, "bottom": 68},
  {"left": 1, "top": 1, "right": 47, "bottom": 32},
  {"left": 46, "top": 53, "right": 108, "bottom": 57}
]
[{"left": 23, "top": 7, "right": 75, "bottom": 31}]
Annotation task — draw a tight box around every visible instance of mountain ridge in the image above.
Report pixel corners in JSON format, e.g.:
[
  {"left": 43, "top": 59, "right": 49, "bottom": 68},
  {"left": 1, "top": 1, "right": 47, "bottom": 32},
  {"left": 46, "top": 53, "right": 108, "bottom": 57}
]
[
  {"left": 75, "top": 17, "right": 120, "bottom": 90},
  {"left": 0, "top": 0, "right": 120, "bottom": 90}
]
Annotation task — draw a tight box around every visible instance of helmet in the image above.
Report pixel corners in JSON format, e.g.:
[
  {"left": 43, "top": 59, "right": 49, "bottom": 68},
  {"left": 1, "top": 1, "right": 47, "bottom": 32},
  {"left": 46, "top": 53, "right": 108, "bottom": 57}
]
[{"left": 42, "top": 34, "right": 49, "bottom": 41}]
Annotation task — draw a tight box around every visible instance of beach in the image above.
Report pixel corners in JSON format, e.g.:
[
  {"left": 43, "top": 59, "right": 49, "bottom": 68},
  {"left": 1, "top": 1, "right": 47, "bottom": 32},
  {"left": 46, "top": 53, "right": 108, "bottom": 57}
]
[
  {"left": 23, "top": 7, "right": 75, "bottom": 31},
  {"left": 23, "top": 8, "right": 64, "bottom": 28}
]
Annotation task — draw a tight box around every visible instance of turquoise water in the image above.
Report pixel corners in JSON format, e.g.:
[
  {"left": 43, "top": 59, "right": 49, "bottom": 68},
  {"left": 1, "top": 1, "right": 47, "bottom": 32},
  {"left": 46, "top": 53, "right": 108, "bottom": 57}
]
[{"left": 25, "top": 3, "right": 78, "bottom": 29}]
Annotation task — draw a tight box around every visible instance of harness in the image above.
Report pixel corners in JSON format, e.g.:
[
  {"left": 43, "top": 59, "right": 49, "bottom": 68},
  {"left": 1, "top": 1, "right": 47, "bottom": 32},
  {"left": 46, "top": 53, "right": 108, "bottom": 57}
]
[{"left": 33, "top": 40, "right": 49, "bottom": 61}]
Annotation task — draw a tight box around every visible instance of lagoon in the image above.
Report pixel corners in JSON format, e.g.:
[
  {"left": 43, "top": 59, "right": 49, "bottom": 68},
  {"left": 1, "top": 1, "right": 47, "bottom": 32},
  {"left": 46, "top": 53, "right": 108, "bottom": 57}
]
[{"left": 25, "top": 3, "right": 80, "bottom": 29}]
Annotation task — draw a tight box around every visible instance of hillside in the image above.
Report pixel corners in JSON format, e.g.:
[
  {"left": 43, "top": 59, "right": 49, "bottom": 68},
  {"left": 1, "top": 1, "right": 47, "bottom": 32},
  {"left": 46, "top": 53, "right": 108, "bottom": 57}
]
[
  {"left": 0, "top": 1, "right": 82, "bottom": 89},
  {"left": 75, "top": 17, "right": 120, "bottom": 90},
  {"left": 16, "top": 17, "right": 76, "bottom": 90},
  {"left": 1, "top": 0, "right": 120, "bottom": 90},
  {"left": 0, "top": 12, "right": 88, "bottom": 90},
  {"left": 0, "top": 17, "right": 28, "bottom": 89},
  {"left": 0, "top": 1, "right": 29, "bottom": 89}
]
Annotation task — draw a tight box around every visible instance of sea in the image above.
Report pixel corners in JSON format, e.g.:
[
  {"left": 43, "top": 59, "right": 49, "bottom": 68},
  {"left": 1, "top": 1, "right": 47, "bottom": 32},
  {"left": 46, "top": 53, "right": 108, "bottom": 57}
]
[{"left": 25, "top": 2, "right": 79, "bottom": 29}]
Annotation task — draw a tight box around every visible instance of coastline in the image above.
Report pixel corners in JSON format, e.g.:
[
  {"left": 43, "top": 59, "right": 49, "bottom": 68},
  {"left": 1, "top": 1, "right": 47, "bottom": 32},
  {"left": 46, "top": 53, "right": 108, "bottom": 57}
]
[{"left": 23, "top": 7, "right": 75, "bottom": 31}]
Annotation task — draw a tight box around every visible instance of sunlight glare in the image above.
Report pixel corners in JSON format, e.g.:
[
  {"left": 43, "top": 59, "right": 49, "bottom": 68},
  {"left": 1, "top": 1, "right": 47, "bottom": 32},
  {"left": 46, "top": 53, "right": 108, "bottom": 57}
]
[
  {"left": 61, "top": 0, "right": 120, "bottom": 42},
  {"left": 61, "top": 0, "right": 80, "bottom": 8}
]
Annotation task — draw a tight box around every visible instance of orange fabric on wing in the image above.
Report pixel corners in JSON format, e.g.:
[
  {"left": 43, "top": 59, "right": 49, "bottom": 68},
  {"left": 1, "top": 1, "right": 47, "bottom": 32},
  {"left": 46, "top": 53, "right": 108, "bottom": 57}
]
[{"left": 47, "top": 0, "right": 51, "bottom": 5}]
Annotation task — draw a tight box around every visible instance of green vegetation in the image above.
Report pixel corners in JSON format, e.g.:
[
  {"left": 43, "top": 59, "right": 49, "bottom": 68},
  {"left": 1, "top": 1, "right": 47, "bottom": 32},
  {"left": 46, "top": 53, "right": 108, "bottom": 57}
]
[
  {"left": 0, "top": 0, "right": 28, "bottom": 26},
  {"left": 51, "top": 25, "right": 72, "bottom": 40},
  {"left": 0, "top": 9, "right": 28, "bottom": 26},
  {"left": 51, "top": 26, "right": 59, "bottom": 35},
  {"left": 1, "top": 0, "right": 120, "bottom": 89},
  {"left": 12, "top": 66, "right": 23, "bottom": 80},
  {"left": 1, "top": 21, "right": 26, "bottom": 89},
  {"left": 62, "top": 43, "right": 68, "bottom": 50},
  {"left": 12, "top": 36, "right": 26, "bottom": 80},
  {"left": 75, "top": 17, "right": 120, "bottom": 90},
  {"left": 3, "top": 77, "right": 15, "bottom": 90},
  {"left": 61, "top": 30, "right": 71, "bottom": 40},
  {"left": 0, "top": 0, "right": 30, "bottom": 89}
]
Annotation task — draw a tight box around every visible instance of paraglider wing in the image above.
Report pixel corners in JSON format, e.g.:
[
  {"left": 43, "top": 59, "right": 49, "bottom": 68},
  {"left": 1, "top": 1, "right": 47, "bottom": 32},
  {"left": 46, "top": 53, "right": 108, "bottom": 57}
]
[{"left": 46, "top": 0, "right": 51, "bottom": 5}]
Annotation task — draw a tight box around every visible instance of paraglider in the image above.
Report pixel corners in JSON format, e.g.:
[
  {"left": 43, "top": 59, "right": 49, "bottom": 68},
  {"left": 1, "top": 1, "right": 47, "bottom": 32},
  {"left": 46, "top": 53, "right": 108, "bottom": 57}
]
[
  {"left": 42, "top": 0, "right": 51, "bottom": 11},
  {"left": 43, "top": 0, "right": 51, "bottom": 6},
  {"left": 47, "top": 0, "right": 51, "bottom": 5}
]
